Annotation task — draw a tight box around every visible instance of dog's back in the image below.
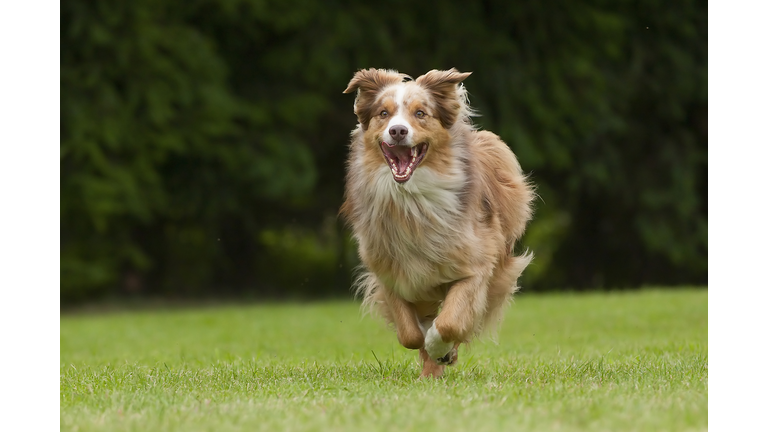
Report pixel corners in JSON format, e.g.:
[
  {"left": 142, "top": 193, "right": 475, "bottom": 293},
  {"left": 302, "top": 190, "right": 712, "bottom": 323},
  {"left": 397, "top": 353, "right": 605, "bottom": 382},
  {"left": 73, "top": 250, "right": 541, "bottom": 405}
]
[{"left": 469, "top": 130, "right": 534, "bottom": 254}]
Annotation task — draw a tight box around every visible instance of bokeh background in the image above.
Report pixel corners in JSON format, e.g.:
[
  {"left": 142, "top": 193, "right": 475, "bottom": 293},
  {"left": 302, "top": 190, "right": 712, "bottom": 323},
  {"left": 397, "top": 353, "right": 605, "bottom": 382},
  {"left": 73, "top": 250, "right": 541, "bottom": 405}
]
[{"left": 60, "top": 0, "right": 707, "bottom": 305}]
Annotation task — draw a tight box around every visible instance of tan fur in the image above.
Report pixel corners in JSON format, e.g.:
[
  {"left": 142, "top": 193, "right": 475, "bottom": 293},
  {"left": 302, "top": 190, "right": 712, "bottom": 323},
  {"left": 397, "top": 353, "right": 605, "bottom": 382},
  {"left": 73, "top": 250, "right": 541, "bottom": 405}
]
[
  {"left": 418, "top": 347, "right": 445, "bottom": 378},
  {"left": 341, "top": 68, "right": 534, "bottom": 378}
]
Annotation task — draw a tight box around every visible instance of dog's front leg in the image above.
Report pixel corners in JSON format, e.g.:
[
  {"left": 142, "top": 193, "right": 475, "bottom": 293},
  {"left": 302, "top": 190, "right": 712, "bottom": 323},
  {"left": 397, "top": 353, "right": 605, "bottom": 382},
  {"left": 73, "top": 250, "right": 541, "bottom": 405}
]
[
  {"left": 383, "top": 289, "right": 424, "bottom": 350},
  {"left": 425, "top": 275, "right": 488, "bottom": 364}
]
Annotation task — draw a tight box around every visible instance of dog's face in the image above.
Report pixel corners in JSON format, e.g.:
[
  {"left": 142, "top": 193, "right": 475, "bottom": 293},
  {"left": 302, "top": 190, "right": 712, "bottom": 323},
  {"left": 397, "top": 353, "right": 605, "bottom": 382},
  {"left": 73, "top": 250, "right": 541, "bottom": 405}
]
[{"left": 344, "top": 69, "right": 472, "bottom": 183}]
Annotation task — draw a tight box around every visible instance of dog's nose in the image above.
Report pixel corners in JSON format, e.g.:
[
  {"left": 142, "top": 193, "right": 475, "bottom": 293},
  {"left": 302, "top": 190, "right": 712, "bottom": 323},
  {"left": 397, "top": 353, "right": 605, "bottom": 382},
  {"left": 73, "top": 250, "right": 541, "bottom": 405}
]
[{"left": 389, "top": 125, "right": 408, "bottom": 141}]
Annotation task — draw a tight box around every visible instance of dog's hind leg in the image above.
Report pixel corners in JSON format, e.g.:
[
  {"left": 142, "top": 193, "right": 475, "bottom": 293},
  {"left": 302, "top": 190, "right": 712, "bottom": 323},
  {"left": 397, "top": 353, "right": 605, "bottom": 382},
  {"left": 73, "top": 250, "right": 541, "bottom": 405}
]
[
  {"left": 413, "top": 301, "right": 458, "bottom": 375},
  {"left": 419, "top": 346, "right": 448, "bottom": 378},
  {"left": 413, "top": 300, "right": 441, "bottom": 337}
]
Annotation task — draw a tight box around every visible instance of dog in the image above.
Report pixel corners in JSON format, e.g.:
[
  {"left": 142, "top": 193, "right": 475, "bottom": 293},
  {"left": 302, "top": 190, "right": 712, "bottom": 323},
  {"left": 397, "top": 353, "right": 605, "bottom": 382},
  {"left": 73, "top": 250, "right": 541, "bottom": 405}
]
[{"left": 340, "top": 68, "right": 534, "bottom": 378}]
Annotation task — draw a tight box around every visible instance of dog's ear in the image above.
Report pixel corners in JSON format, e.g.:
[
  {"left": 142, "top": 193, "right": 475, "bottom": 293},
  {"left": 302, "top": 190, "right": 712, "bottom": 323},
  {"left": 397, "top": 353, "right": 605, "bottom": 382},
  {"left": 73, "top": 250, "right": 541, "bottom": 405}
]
[
  {"left": 343, "top": 69, "right": 407, "bottom": 130},
  {"left": 415, "top": 68, "right": 472, "bottom": 128}
]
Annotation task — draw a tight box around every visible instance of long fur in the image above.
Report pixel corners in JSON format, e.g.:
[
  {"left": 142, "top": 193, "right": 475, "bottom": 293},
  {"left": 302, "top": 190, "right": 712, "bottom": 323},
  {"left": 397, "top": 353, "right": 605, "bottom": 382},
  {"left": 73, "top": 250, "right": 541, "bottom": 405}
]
[{"left": 340, "top": 68, "right": 534, "bottom": 377}]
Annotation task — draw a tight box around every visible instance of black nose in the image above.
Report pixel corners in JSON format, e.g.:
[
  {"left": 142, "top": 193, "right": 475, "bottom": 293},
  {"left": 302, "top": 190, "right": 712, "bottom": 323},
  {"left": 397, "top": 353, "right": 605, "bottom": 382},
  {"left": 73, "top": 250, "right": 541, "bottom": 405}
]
[{"left": 389, "top": 125, "right": 408, "bottom": 141}]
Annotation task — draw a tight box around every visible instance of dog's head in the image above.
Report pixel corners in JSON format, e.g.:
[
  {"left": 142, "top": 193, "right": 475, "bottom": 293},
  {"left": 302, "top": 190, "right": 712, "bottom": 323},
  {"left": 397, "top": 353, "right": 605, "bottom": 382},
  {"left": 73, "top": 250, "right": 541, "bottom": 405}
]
[{"left": 343, "top": 68, "right": 473, "bottom": 183}]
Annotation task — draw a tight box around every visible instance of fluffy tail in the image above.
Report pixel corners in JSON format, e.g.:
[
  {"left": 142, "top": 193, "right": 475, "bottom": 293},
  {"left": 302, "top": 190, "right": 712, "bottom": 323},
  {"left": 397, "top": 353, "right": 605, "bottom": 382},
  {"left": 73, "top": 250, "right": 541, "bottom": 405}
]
[
  {"left": 481, "top": 249, "right": 534, "bottom": 339},
  {"left": 351, "top": 268, "right": 394, "bottom": 325}
]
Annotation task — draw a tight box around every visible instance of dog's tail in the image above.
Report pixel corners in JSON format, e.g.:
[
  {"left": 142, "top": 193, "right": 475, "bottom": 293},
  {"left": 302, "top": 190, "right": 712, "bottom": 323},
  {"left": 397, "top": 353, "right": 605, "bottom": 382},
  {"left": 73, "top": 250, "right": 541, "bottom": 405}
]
[
  {"left": 351, "top": 268, "right": 394, "bottom": 325},
  {"left": 482, "top": 249, "right": 534, "bottom": 340}
]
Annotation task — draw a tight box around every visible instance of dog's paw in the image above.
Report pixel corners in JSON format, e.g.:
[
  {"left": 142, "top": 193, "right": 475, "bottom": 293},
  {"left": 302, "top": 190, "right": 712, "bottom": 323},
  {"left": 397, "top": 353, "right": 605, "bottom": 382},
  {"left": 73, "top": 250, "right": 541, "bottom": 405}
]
[
  {"left": 425, "top": 325, "right": 454, "bottom": 363},
  {"left": 436, "top": 347, "right": 458, "bottom": 366}
]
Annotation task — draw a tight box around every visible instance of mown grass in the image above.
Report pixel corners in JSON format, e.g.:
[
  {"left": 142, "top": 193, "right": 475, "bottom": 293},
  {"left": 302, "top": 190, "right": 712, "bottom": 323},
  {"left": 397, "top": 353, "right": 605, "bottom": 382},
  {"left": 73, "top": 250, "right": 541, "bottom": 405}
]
[{"left": 60, "top": 288, "right": 707, "bottom": 431}]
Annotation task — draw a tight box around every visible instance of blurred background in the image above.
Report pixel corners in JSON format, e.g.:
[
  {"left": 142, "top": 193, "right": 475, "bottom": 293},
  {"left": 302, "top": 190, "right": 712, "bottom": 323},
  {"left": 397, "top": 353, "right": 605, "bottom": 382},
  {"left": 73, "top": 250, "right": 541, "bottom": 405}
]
[{"left": 60, "top": 0, "right": 707, "bottom": 305}]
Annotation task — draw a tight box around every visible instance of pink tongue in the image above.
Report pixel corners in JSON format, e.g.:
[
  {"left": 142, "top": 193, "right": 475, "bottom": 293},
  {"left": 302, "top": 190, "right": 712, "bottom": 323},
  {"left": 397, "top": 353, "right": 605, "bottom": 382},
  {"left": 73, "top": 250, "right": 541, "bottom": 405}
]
[
  {"left": 388, "top": 145, "right": 411, "bottom": 172},
  {"left": 388, "top": 145, "right": 411, "bottom": 159}
]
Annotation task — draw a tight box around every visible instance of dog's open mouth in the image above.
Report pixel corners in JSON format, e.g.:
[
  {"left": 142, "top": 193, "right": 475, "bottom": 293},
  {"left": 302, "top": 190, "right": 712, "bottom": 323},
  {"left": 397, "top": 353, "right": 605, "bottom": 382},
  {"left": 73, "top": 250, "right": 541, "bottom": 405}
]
[{"left": 380, "top": 142, "right": 428, "bottom": 183}]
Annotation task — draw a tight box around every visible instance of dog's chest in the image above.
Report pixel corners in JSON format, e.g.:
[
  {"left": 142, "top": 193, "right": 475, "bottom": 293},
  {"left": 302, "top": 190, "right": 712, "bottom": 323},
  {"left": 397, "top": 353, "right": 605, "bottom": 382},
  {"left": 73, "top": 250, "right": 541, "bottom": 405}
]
[{"left": 355, "top": 167, "right": 472, "bottom": 299}]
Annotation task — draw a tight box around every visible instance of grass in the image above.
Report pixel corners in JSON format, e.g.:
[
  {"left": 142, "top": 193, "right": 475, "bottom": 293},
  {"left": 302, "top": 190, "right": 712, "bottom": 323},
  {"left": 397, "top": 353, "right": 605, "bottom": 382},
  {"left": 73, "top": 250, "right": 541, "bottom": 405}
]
[{"left": 60, "top": 288, "right": 707, "bottom": 432}]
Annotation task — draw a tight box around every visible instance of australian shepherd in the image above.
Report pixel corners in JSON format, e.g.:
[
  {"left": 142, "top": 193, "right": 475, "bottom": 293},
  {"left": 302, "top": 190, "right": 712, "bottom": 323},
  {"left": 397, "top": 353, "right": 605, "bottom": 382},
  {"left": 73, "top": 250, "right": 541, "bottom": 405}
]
[{"left": 340, "top": 68, "right": 534, "bottom": 378}]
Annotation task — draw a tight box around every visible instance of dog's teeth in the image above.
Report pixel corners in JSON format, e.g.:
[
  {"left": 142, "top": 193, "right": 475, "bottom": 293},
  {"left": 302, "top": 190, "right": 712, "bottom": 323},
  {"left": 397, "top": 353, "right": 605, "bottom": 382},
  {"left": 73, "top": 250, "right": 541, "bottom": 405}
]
[{"left": 411, "top": 147, "right": 417, "bottom": 157}]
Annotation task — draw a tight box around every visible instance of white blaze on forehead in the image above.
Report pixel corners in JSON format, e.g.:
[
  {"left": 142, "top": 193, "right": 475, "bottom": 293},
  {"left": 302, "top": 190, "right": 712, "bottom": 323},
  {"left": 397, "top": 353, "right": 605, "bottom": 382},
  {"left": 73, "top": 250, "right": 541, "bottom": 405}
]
[{"left": 384, "top": 83, "right": 413, "bottom": 145}]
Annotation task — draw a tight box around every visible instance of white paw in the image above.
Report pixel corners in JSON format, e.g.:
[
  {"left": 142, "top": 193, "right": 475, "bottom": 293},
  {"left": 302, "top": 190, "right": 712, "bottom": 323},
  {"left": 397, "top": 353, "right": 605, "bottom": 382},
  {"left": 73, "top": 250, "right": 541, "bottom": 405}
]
[{"left": 425, "top": 324, "right": 454, "bottom": 363}]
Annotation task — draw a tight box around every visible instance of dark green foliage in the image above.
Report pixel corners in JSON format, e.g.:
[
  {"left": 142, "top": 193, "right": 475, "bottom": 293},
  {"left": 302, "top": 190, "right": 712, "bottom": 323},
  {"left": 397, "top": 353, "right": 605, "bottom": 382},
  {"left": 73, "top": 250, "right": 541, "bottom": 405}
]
[{"left": 61, "top": 0, "right": 707, "bottom": 302}]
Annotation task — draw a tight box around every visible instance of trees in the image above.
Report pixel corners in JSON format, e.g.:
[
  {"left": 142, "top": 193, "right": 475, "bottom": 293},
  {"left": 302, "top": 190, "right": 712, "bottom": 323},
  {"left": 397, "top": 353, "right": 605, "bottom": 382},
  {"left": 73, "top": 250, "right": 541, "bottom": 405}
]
[{"left": 61, "top": 0, "right": 707, "bottom": 302}]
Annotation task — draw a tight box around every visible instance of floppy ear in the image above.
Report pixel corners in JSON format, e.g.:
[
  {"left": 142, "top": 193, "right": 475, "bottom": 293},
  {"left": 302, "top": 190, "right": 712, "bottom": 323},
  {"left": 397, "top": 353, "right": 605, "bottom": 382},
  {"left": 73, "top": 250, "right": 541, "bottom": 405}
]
[
  {"left": 343, "top": 68, "right": 408, "bottom": 129},
  {"left": 415, "top": 68, "right": 472, "bottom": 128}
]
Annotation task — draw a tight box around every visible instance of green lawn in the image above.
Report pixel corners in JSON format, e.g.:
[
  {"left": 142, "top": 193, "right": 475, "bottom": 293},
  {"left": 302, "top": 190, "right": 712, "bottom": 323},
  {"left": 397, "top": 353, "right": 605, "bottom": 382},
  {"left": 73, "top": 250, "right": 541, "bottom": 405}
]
[{"left": 60, "top": 288, "right": 707, "bottom": 432}]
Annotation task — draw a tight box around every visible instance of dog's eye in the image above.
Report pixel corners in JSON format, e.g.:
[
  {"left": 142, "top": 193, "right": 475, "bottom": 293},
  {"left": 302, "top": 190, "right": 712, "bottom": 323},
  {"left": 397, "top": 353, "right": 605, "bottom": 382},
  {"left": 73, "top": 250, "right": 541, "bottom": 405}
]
[
  {"left": 380, "top": 110, "right": 389, "bottom": 118},
  {"left": 415, "top": 110, "right": 426, "bottom": 119}
]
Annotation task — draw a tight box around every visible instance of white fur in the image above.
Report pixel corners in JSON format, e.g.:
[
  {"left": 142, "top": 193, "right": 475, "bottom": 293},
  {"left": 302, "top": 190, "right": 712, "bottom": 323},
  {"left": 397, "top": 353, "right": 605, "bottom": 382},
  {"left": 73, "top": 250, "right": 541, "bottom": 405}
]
[
  {"left": 425, "top": 324, "right": 453, "bottom": 360},
  {"left": 418, "top": 318, "right": 432, "bottom": 336},
  {"left": 350, "top": 156, "right": 479, "bottom": 302},
  {"left": 383, "top": 84, "right": 414, "bottom": 146}
]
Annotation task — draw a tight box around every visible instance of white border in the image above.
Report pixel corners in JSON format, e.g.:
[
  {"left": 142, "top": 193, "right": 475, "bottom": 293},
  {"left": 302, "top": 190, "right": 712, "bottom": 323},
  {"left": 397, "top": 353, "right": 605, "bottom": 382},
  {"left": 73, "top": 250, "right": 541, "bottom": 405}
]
[
  {"left": 709, "top": 1, "right": 768, "bottom": 430},
  {"left": 0, "top": 1, "right": 60, "bottom": 430}
]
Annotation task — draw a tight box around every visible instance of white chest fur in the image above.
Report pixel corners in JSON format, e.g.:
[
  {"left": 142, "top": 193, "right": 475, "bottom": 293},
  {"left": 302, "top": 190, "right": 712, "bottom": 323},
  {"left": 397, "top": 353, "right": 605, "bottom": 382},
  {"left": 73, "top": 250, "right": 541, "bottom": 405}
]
[{"left": 352, "top": 162, "right": 476, "bottom": 301}]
